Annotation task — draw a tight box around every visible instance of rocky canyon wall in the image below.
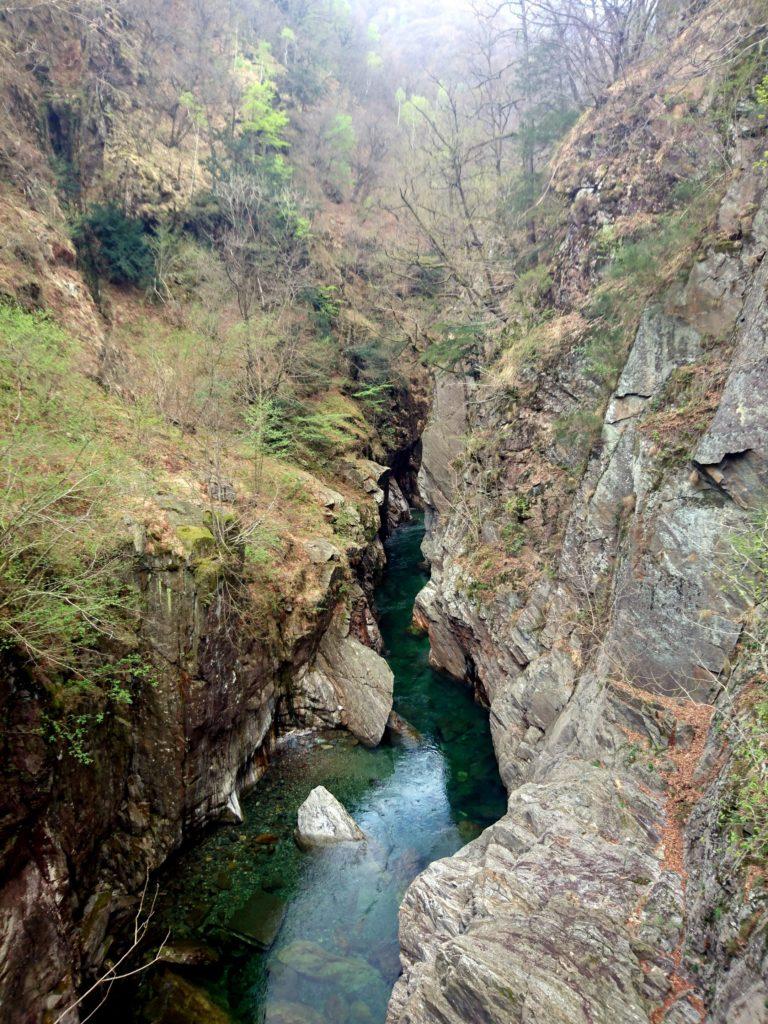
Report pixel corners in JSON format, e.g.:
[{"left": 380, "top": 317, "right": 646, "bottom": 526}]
[
  {"left": 0, "top": 460, "right": 413, "bottom": 1024},
  {"left": 389, "top": 9, "right": 768, "bottom": 1023}
]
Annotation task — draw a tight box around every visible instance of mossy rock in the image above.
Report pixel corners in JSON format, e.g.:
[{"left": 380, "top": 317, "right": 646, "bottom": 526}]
[
  {"left": 276, "top": 939, "right": 383, "bottom": 993},
  {"left": 203, "top": 509, "right": 237, "bottom": 534},
  {"left": 176, "top": 524, "right": 216, "bottom": 561},
  {"left": 193, "top": 557, "right": 222, "bottom": 600},
  {"left": 144, "top": 970, "right": 231, "bottom": 1023}
]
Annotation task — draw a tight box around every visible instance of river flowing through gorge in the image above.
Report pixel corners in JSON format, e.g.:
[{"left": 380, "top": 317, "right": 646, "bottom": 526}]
[{"left": 105, "top": 513, "right": 506, "bottom": 1024}]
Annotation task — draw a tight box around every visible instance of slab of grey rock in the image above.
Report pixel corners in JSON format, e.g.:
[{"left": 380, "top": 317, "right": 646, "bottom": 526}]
[
  {"left": 616, "top": 305, "right": 702, "bottom": 399},
  {"left": 694, "top": 244, "right": 768, "bottom": 507},
  {"left": 417, "top": 372, "right": 470, "bottom": 517},
  {"left": 386, "top": 477, "right": 412, "bottom": 533},
  {"left": 296, "top": 625, "right": 394, "bottom": 746},
  {"left": 305, "top": 538, "right": 340, "bottom": 564},
  {"left": 295, "top": 786, "right": 365, "bottom": 849}
]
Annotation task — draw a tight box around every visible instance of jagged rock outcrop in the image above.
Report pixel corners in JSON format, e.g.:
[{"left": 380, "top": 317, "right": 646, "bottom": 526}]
[
  {"left": 0, "top": 481, "right": 392, "bottom": 1024},
  {"left": 293, "top": 605, "right": 395, "bottom": 746},
  {"left": 294, "top": 786, "right": 366, "bottom": 848},
  {"left": 392, "top": 13, "right": 768, "bottom": 1024},
  {"left": 385, "top": 477, "right": 412, "bottom": 534}
]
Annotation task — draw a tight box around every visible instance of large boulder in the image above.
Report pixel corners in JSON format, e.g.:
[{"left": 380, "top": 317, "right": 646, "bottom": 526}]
[
  {"left": 295, "top": 786, "right": 365, "bottom": 849},
  {"left": 223, "top": 890, "right": 287, "bottom": 949},
  {"left": 386, "top": 477, "right": 412, "bottom": 533},
  {"left": 146, "top": 971, "right": 232, "bottom": 1024},
  {"left": 295, "top": 615, "right": 394, "bottom": 746}
]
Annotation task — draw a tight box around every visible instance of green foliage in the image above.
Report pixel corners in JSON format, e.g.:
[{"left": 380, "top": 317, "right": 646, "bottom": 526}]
[
  {"left": 0, "top": 306, "right": 133, "bottom": 668},
  {"left": 424, "top": 322, "right": 484, "bottom": 369},
  {"left": 352, "top": 380, "right": 392, "bottom": 412},
  {"left": 400, "top": 94, "right": 430, "bottom": 129},
  {"left": 711, "top": 48, "right": 763, "bottom": 141},
  {"left": 241, "top": 77, "right": 289, "bottom": 151},
  {"left": 501, "top": 520, "right": 525, "bottom": 556},
  {"left": 244, "top": 393, "right": 356, "bottom": 476},
  {"left": 320, "top": 113, "right": 356, "bottom": 196},
  {"left": 73, "top": 204, "right": 152, "bottom": 286},
  {"left": 755, "top": 72, "right": 768, "bottom": 169},
  {"left": 505, "top": 494, "right": 531, "bottom": 521},
  {"left": 605, "top": 212, "right": 700, "bottom": 289},
  {"left": 303, "top": 284, "right": 340, "bottom": 334},
  {"left": 179, "top": 90, "right": 207, "bottom": 129},
  {"left": 500, "top": 494, "right": 532, "bottom": 556},
  {"left": 42, "top": 654, "right": 159, "bottom": 764},
  {"left": 237, "top": 47, "right": 289, "bottom": 154},
  {"left": 722, "top": 695, "right": 768, "bottom": 865},
  {"left": 510, "top": 265, "right": 552, "bottom": 313}
]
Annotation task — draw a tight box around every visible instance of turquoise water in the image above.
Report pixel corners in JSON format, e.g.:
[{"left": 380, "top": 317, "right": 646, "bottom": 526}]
[{"left": 122, "top": 514, "right": 506, "bottom": 1023}]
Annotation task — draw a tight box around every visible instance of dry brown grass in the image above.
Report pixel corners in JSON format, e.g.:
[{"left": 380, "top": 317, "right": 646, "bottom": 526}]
[{"left": 492, "top": 311, "right": 590, "bottom": 391}]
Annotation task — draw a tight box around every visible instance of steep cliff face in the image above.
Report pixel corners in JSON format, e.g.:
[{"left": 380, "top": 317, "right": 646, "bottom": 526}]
[
  {"left": 0, "top": 458, "right": 414, "bottom": 1024},
  {"left": 0, "top": 2, "right": 431, "bottom": 1016},
  {"left": 390, "top": 10, "right": 768, "bottom": 1023}
]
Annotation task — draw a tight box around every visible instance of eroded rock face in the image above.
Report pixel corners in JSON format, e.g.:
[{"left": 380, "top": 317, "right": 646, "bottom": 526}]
[
  {"left": 417, "top": 372, "right": 471, "bottom": 562},
  {"left": 392, "top": 58, "right": 768, "bottom": 1024},
  {"left": 0, "top": 502, "right": 389, "bottom": 1024},
  {"left": 294, "top": 606, "right": 394, "bottom": 747},
  {"left": 295, "top": 786, "right": 366, "bottom": 848},
  {"left": 385, "top": 477, "right": 412, "bottom": 534}
]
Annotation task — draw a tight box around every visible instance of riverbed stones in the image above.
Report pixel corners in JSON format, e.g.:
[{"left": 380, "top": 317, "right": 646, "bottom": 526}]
[
  {"left": 295, "top": 786, "right": 365, "bottom": 849},
  {"left": 276, "top": 939, "right": 382, "bottom": 993},
  {"left": 266, "top": 1002, "right": 323, "bottom": 1024},
  {"left": 223, "top": 890, "right": 287, "bottom": 949}
]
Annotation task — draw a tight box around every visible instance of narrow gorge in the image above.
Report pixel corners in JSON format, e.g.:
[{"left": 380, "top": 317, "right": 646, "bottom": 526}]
[{"left": 0, "top": 1, "right": 767, "bottom": 1023}]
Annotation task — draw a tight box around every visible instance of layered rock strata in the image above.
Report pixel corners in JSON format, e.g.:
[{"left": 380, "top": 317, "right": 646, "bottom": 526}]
[{"left": 390, "top": 24, "right": 768, "bottom": 1024}]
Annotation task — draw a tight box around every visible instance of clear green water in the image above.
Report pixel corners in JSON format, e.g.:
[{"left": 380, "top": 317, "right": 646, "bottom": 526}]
[{"left": 122, "top": 514, "right": 506, "bottom": 1023}]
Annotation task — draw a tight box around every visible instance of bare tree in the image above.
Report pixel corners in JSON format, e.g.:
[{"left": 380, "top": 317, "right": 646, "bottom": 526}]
[{"left": 52, "top": 879, "right": 169, "bottom": 1024}]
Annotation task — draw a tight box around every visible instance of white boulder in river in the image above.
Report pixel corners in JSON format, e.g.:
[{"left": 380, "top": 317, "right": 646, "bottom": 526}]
[{"left": 295, "top": 786, "right": 365, "bottom": 849}]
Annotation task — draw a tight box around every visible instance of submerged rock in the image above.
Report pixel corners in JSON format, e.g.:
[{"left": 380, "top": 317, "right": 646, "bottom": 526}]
[
  {"left": 157, "top": 940, "right": 220, "bottom": 967},
  {"left": 295, "top": 786, "right": 365, "bottom": 849},
  {"left": 223, "top": 890, "right": 286, "bottom": 949},
  {"left": 385, "top": 710, "right": 422, "bottom": 744},
  {"left": 145, "top": 970, "right": 232, "bottom": 1024},
  {"left": 266, "top": 1001, "right": 324, "bottom": 1024},
  {"left": 276, "top": 939, "right": 382, "bottom": 993}
]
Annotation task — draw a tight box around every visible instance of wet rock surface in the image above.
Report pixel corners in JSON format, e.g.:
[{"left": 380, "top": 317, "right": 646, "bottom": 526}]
[{"left": 223, "top": 891, "right": 287, "bottom": 949}]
